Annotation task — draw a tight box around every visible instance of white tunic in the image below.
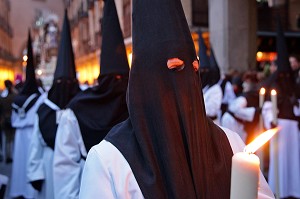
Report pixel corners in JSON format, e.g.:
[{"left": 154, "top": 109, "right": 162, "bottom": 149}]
[
  {"left": 203, "top": 84, "right": 223, "bottom": 124},
  {"left": 10, "top": 94, "right": 45, "bottom": 198},
  {"left": 262, "top": 101, "right": 300, "bottom": 198},
  {"left": 221, "top": 96, "right": 257, "bottom": 142},
  {"left": 79, "top": 128, "right": 274, "bottom": 199},
  {"left": 27, "top": 99, "right": 60, "bottom": 199},
  {"left": 53, "top": 109, "right": 87, "bottom": 199}
]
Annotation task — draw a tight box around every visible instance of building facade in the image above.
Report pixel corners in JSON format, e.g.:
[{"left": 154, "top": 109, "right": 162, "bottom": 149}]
[
  {"left": 0, "top": 0, "right": 14, "bottom": 90},
  {"left": 64, "top": 0, "right": 300, "bottom": 83}
]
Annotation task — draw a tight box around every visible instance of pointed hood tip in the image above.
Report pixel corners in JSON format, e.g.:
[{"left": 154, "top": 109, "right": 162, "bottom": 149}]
[
  {"left": 198, "top": 30, "right": 210, "bottom": 69},
  {"left": 20, "top": 30, "right": 39, "bottom": 95},
  {"left": 54, "top": 10, "right": 77, "bottom": 80},
  {"left": 100, "top": 0, "right": 129, "bottom": 75}
]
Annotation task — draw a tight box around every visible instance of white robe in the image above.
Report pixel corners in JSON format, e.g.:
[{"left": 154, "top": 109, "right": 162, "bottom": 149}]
[
  {"left": 10, "top": 94, "right": 45, "bottom": 198},
  {"left": 27, "top": 99, "right": 60, "bottom": 199},
  {"left": 53, "top": 109, "right": 87, "bottom": 199},
  {"left": 221, "top": 96, "right": 257, "bottom": 142},
  {"left": 203, "top": 84, "right": 223, "bottom": 124},
  {"left": 262, "top": 101, "right": 300, "bottom": 198},
  {"left": 79, "top": 128, "right": 274, "bottom": 199}
]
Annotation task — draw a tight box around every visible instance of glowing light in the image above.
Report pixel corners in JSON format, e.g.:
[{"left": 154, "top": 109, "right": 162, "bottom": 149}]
[
  {"left": 128, "top": 52, "right": 132, "bottom": 68},
  {"left": 23, "top": 55, "right": 28, "bottom": 62},
  {"left": 244, "top": 128, "right": 279, "bottom": 153},
  {"left": 37, "top": 69, "right": 42, "bottom": 76},
  {"left": 259, "top": 87, "right": 266, "bottom": 95},
  {"left": 271, "top": 89, "right": 277, "bottom": 96},
  {"left": 256, "top": 51, "right": 263, "bottom": 60}
]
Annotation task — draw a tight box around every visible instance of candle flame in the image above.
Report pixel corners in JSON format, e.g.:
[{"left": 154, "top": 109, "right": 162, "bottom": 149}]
[
  {"left": 271, "top": 89, "right": 277, "bottom": 96},
  {"left": 244, "top": 128, "right": 279, "bottom": 153},
  {"left": 260, "top": 87, "right": 266, "bottom": 95}
]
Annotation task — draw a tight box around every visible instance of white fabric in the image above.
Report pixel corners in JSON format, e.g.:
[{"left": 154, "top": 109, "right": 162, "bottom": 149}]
[
  {"left": 53, "top": 109, "right": 87, "bottom": 199},
  {"left": 0, "top": 174, "right": 8, "bottom": 189},
  {"left": 79, "top": 128, "right": 274, "bottom": 199},
  {"left": 221, "top": 112, "right": 247, "bottom": 142},
  {"left": 27, "top": 99, "right": 60, "bottom": 199},
  {"left": 203, "top": 84, "right": 223, "bottom": 124},
  {"left": 9, "top": 95, "right": 45, "bottom": 198},
  {"left": 221, "top": 96, "right": 256, "bottom": 142},
  {"left": 262, "top": 101, "right": 300, "bottom": 198},
  {"left": 220, "top": 81, "right": 236, "bottom": 104}
]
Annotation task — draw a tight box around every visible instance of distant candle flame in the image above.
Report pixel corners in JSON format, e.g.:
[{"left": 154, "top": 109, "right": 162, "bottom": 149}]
[
  {"left": 244, "top": 128, "right": 279, "bottom": 153},
  {"left": 260, "top": 87, "right": 266, "bottom": 95},
  {"left": 271, "top": 89, "right": 277, "bottom": 96}
]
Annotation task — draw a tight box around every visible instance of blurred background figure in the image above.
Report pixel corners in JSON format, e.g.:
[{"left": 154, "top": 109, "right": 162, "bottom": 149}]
[
  {"left": 14, "top": 75, "right": 24, "bottom": 94},
  {"left": 0, "top": 80, "right": 17, "bottom": 163},
  {"left": 10, "top": 31, "right": 45, "bottom": 199}
]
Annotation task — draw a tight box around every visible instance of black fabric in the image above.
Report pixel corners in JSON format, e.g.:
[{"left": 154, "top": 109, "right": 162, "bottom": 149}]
[
  {"left": 67, "top": 0, "right": 129, "bottom": 153},
  {"left": 14, "top": 31, "right": 40, "bottom": 108},
  {"left": 198, "top": 30, "right": 210, "bottom": 88},
  {"left": 106, "top": 0, "right": 233, "bottom": 198},
  {"left": 69, "top": 74, "right": 129, "bottom": 152},
  {"left": 242, "top": 91, "right": 261, "bottom": 144},
  {"left": 37, "top": 103, "right": 58, "bottom": 150},
  {"left": 53, "top": 10, "right": 77, "bottom": 80},
  {"left": 12, "top": 94, "right": 39, "bottom": 115},
  {"left": 47, "top": 79, "right": 80, "bottom": 109},
  {"left": 100, "top": 0, "right": 129, "bottom": 75},
  {"left": 276, "top": 17, "right": 292, "bottom": 73},
  {"left": 200, "top": 48, "right": 220, "bottom": 88},
  {"left": 47, "top": 10, "right": 80, "bottom": 109}
]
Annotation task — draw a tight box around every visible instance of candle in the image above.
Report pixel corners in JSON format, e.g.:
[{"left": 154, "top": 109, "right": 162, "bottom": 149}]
[
  {"left": 230, "top": 128, "right": 278, "bottom": 199},
  {"left": 271, "top": 89, "right": 277, "bottom": 125},
  {"left": 230, "top": 152, "right": 260, "bottom": 199},
  {"left": 259, "top": 87, "right": 266, "bottom": 108}
]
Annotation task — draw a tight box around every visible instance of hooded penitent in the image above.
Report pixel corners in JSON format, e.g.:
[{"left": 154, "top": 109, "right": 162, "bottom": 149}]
[
  {"left": 13, "top": 31, "right": 40, "bottom": 115},
  {"left": 260, "top": 16, "right": 297, "bottom": 121},
  {"left": 198, "top": 30, "right": 210, "bottom": 88},
  {"left": 106, "top": 0, "right": 233, "bottom": 198},
  {"left": 67, "top": 0, "right": 129, "bottom": 152},
  {"left": 37, "top": 10, "right": 80, "bottom": 149}
]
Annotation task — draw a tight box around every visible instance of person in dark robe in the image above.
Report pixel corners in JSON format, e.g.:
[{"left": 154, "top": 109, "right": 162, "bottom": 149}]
[
  {"left": 27, "top": 10, "right": 80, "bottom": 199},
  {"left": 221, "top": 72, "right": 261, "bottom": 144},
  {"left": 198, "top": 31, "right": 223, "bottom": 123},
  {"left": 53, "top": 1, "right": 129, "bottom": 198},
  {"left": 0, "top": 80, "right": 16, "bottom": 163},
  {"left": 10, "top": 30, "right": 46, "bottom": 199},
  {"left": 261, "top": 17, "right": 300, "bottom": 199},
  {"left": 79, "top": 0, "right": 274, "bottom": 198}
]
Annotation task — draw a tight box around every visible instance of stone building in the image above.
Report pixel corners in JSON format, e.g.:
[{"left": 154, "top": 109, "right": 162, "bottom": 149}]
[
  {"left": 65, "top": 0, "right": 300, "bottom": 83},
  {"left": 0, "top": 0, "right": 14, "bottom": 90}
]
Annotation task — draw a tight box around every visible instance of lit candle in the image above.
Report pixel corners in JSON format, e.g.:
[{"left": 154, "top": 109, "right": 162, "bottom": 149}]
[
  {"left": 259, "top": 87, "right": 266, "bottom": 108},
  {"left": 258, "top": 88, "right": 266, "bottom": 171},
  {"left": 230, "top": 152, "right": 259, "bottom": 199},
  {"left": 271, "top": 89, "right": 277, "bottom": 125},
  {"left": 230, "top": 128, "right": 278, "bottom": 199}
]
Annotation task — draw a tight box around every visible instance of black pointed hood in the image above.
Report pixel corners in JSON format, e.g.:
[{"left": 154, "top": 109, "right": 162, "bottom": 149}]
[
  {"left": 276, "top": 16, "right": 292, "bottom": 73},
  {"left": 100, "top": 0, "right": 129, "bottom": 75},
  {"left": 38, "top": 10, "right": 80, "bottom": 149},
  {"left": 106, "top": 0, "right": 233, "bottom": 198},
  {"left": 66, "top": 0, "right": 129, "bottom": 152},
  {"left": 53, "top": 10, "right": 77, "bottom": 80},
  {"left": 198, "top": 30, "right": 210, "bottom": 70},
  {"left": 47, "top": 9, "right": 80, "bottom": 109},
  {"left": 210, "top": 48, "right": 220, "bottom": 72},
  {"left": 20, "top": 30, "right": 40, "bottom": 95}
]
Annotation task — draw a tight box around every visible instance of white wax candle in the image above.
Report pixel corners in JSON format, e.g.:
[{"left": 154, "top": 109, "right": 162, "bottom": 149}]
[
  {"left": 271, "top": 89, "right": 277, "bottom": 124},
  {"left": 230, "top": 152, "right": 260, "bottom": 199},
  {"left": 259, "top": 88, "right": 265, "bottom": 108}
]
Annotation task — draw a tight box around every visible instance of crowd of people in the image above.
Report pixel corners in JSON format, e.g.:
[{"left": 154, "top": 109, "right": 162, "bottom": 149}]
[{"left": 0, "top": 0, "right": 299, "bottom": 198}]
